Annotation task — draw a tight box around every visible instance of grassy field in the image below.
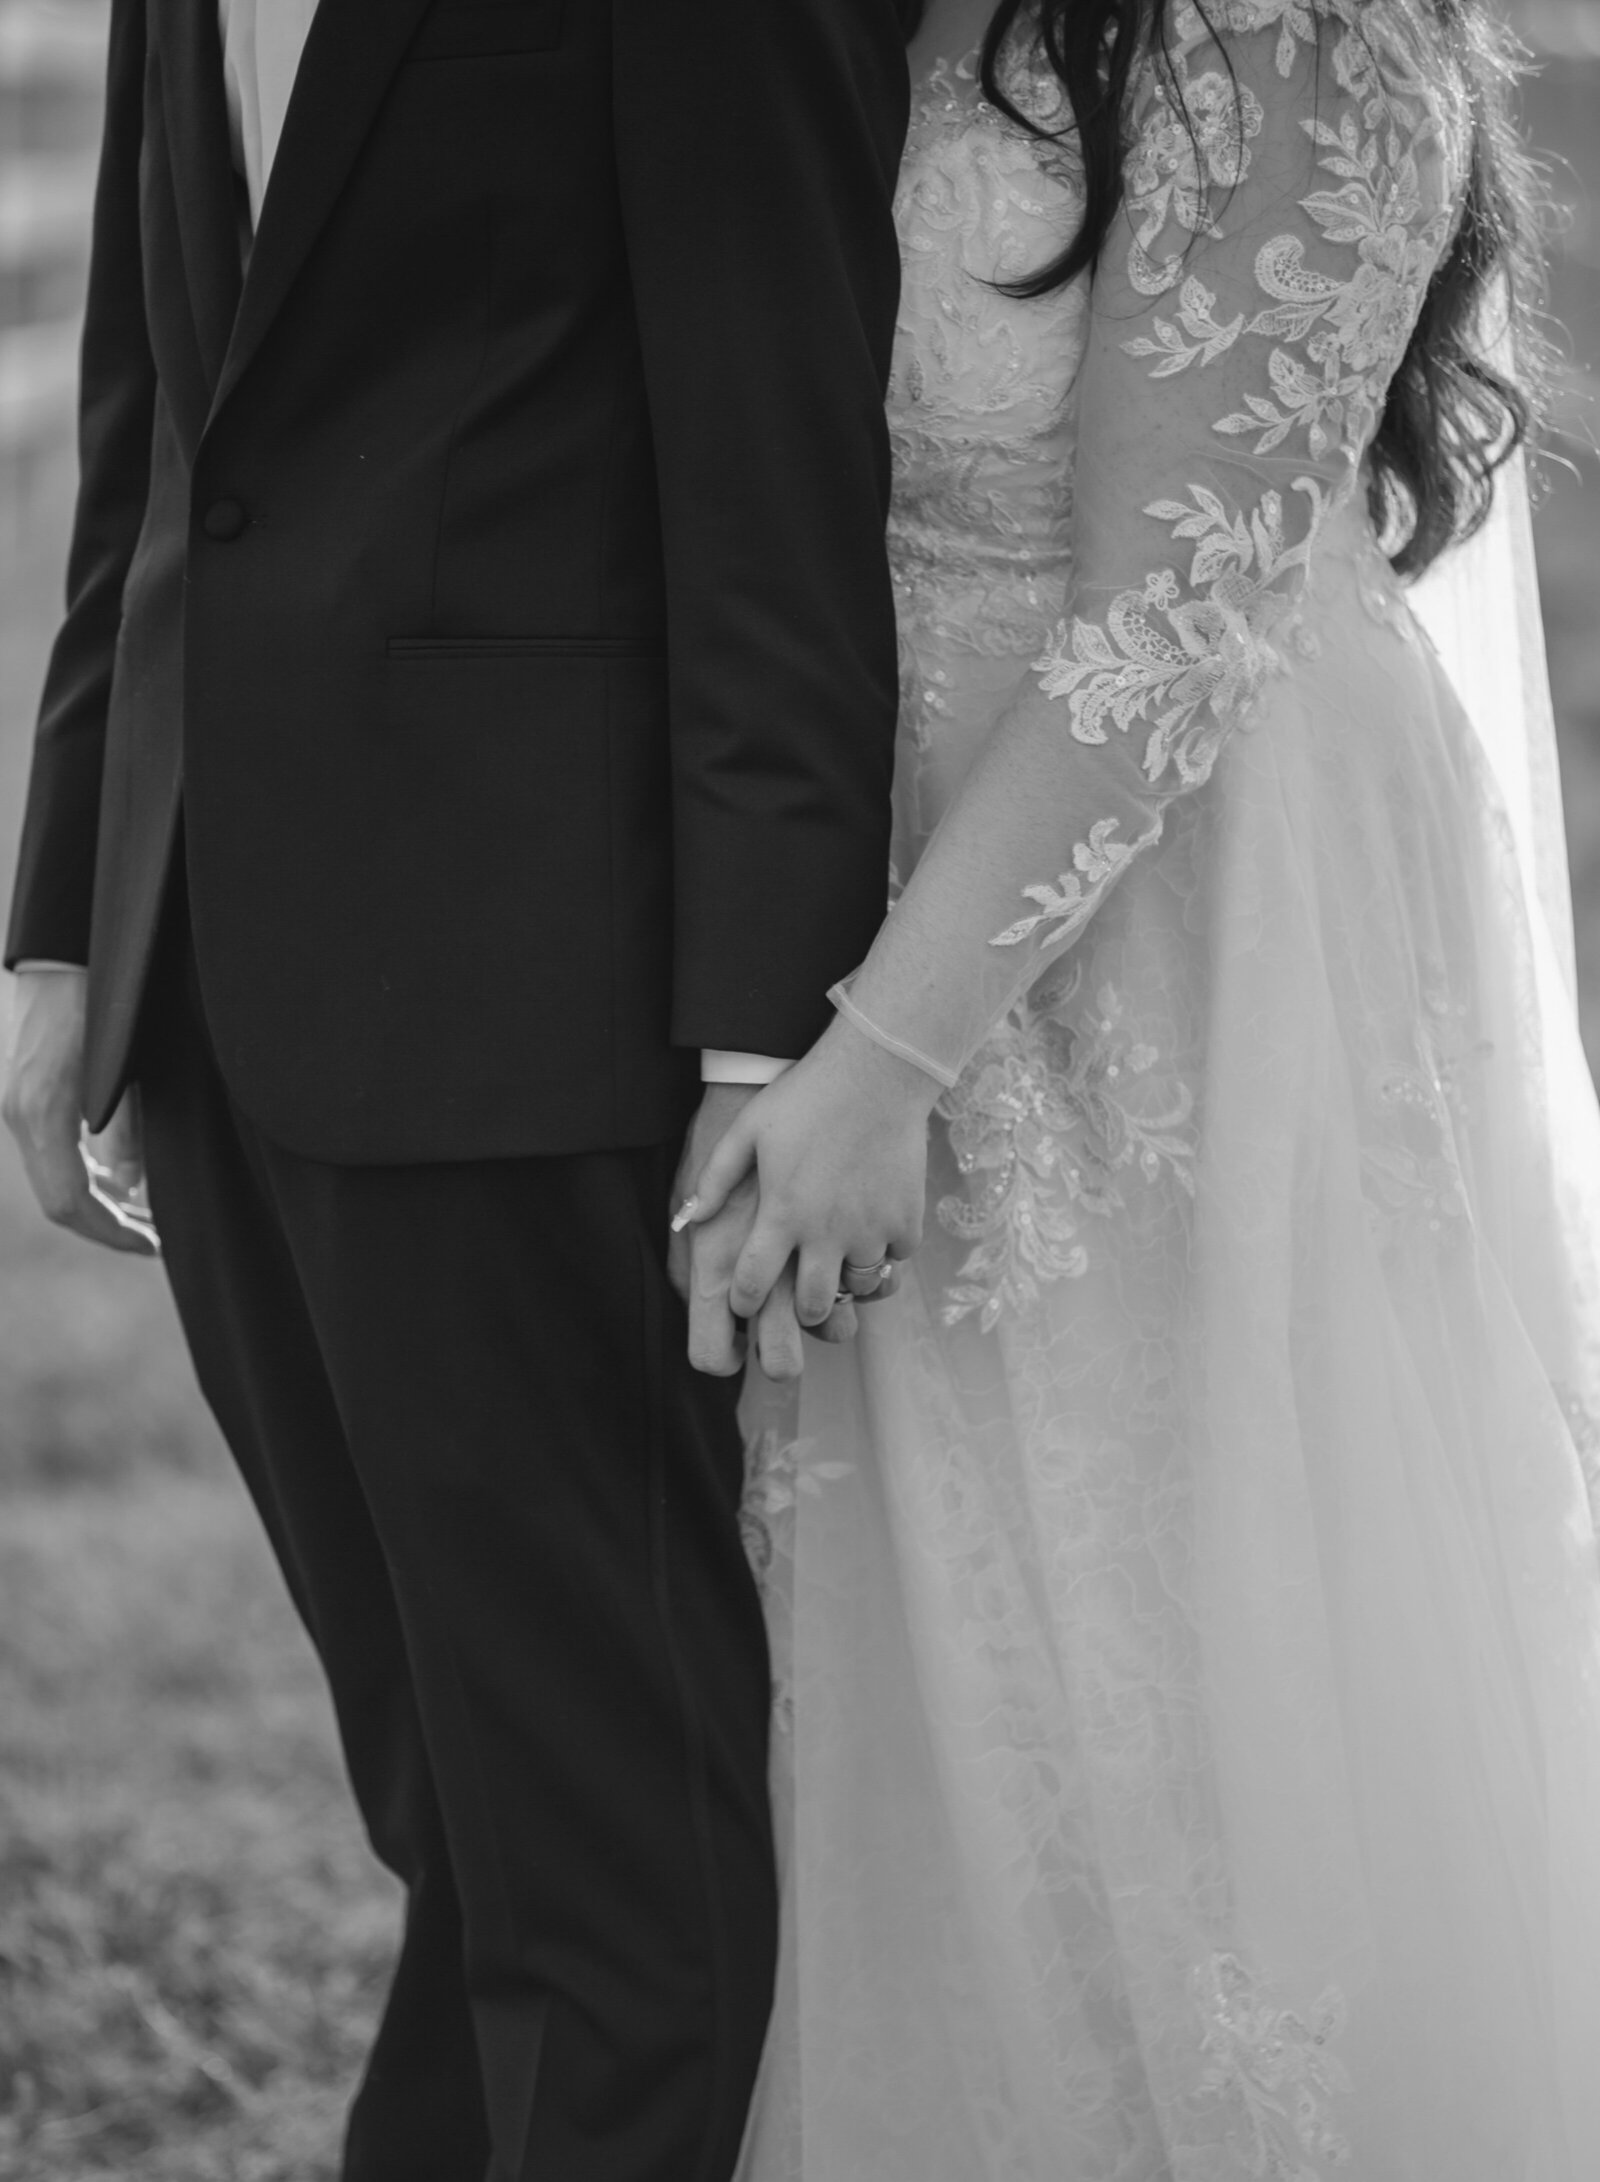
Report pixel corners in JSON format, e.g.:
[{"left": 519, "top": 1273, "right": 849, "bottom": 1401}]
[
  {"left": 0, "top": 1481, "right": 395, "bottom": 2181},
  {"left": 3, "top": 24, "right": 1600, "bottom": 2180}
]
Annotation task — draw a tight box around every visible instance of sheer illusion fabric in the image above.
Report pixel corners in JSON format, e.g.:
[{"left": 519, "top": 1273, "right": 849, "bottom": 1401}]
[{"left": 737, "top": 2, "right": 1600, "bottom": 2176}]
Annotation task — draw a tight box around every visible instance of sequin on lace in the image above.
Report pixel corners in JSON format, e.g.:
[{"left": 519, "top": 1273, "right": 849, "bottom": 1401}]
[
  {"left": 1556, "top": 1384, "right": 1600, "bottom": 1537},
  {"left": 1181, "top": 1953, "right": 1353, "bottom": 2180},
  {"left": 888, "top": 40, "right": 1085, "bottom": 773},
  {"left": 1362, "top": 970, "right": 1492, "bottom": 1252}
]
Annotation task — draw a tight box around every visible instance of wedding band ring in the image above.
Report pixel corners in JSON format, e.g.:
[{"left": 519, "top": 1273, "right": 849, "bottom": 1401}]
[
  {"left": 835, "top": 1257, "right": 902, "bottom": 1307},
  {"left": 849, "top": 1264, "right": 902, "bottom": 1307}
]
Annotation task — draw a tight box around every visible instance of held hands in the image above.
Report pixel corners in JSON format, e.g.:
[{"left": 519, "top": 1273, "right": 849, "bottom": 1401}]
[
  {"left": 3, "top": 969, "right": 159, "bottom": 1255},
  {"left": 674, "top": 1018, "right": 939, "bottom": 1378},
  {"left": 670, "top": 1082, "right": 826, "bottom": 1381}
]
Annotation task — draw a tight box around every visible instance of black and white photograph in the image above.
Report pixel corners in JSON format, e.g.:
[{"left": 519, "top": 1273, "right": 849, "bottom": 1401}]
[{"left": 5, "top": 0, "right": 1600, "bottom": 2176}]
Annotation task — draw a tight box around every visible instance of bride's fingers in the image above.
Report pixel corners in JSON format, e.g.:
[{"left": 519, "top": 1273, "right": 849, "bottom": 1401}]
[
  {"left": 806, "top": 1296, "right": 858, "bottom": 1345},
  {"left": 672, "top": 1113, "right": 757, "bottom": 1232}
]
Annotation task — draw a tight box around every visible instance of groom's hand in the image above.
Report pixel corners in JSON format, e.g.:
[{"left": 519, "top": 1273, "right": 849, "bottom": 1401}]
[
  {"left": 670, "top": 1083, "right": 755, "bottom": 1375},
  {"left": 4, "top": 968, "right": 158, "bottom": 1255}
]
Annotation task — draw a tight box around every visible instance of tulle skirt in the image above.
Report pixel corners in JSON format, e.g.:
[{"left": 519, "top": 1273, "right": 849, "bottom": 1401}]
[{"left": 736, "top": 551, "right": 1600, "bottom": 2180}]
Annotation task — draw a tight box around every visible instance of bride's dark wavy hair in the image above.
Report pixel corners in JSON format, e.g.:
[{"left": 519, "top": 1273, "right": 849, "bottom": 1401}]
[{"left": 897, "top": 0, "right": 1550, "bottom": 578}]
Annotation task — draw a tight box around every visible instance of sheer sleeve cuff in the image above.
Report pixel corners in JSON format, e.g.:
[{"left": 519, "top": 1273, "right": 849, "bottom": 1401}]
[{"left": 828, "top": 979, "right": 961, "bottom": 1091}]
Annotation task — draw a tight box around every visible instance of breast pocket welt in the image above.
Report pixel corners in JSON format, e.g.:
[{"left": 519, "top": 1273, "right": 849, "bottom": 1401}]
[{"left": 406, "top": 0, "right": 565, "bottom": 61}]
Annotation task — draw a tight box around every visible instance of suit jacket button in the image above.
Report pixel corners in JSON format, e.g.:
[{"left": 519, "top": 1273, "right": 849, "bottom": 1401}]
[{"left": 203, "top": 498, "right": 248, "bottom": 542}]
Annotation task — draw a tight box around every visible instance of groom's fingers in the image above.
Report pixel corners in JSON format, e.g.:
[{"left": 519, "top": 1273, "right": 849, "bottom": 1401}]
[
  {"left": 728, "top": 1214, "right": 794, "bottom": 1323},
  {"left": 15, "top": 1124, "right": 157, "bottom": 1256},
  {"left": 793, "top": 1243, "right": 841, "bottom": 1330},
  {"left": 93, "top": 1086, "right": 145, "bottom": 1195},
  {"left": 807, "top": 1298, "right": 858, "bottom": 1345},
  {"left": 687, "top": 1247, "right": 747, "bottom": 1376},
  {"left": 755, "top": 1263, "right": 806, "bottom": 1382},
  {"left": 685, "top": 1180, "right": 758, "bottom": 1376}
]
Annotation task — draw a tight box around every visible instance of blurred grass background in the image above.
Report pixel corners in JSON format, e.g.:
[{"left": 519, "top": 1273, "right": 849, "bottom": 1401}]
[{"left": 3, "top": 1, "right": 1600, "bottom": 2174}]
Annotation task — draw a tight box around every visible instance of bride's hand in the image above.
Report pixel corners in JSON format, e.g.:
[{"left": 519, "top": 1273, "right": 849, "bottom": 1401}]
[{"left": 675, "top": 1016, "right": 939, "bottom": 1340}]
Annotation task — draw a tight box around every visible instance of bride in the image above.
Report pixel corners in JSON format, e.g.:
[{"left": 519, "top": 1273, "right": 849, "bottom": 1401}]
[{"left": 680, "top": 0, "right": 1600, "bottom": 2171}]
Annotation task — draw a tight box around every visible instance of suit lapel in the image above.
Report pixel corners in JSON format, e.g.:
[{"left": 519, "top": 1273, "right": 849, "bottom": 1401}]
[
  {"left": 153, "top": 0, "right": 242, "bottom": 398},
  {"left": 210, "top": 0, "right": 435, "bottom": 422}
]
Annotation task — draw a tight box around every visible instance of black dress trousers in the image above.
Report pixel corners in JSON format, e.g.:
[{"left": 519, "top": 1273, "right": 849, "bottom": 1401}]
[{"left": 136, "top": 922, "right": 778, "bottom": 2182}]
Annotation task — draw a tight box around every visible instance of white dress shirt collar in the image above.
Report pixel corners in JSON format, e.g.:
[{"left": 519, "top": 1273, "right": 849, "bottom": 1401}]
[{"left": 217, "top": 0, "right": 321, "bottom": 227}]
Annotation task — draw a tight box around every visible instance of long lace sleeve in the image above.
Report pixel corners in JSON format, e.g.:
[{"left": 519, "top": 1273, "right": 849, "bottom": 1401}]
[{"left": 835, "top": 0, "right": 1456, "bottom": 1086}]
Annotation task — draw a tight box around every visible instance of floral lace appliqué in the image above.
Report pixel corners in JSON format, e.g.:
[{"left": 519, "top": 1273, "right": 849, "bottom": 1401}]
[
  {"left": 741, "top": 1427, "right": 855, "bottom": 1739},
  {"left": 991, "top": 0, "right": 1459, "bottom": 962},
  {"left": 938, "top": 979, "right": 1197, "bottom": 1330},
  {"left": 889, "top": 37, "right": 1086, "bottom": 826},
  {"left": 991, "top": 815, "right": 1153, "bottom": 950},
  {"left": 1180, "top": 1952, "right": 1353, "bottom": 2181},
  {"left": 740, "top": 1429, "right": 853, "bottom": 1589},
  {"left": 1032, "top": 477, "right": 1321, "bottom": 784},
  {"left": 1126, "top": 62, "right": 1265, "bottom": 296},
  {"left": 1219, "top": 152, "right": 1446, "bottom": 461},
  {"left": 1133, "top": 0, "right": 1453, "bottom": 471},
  {"left": 991, "top": 476, "right": 1320, "bottom": 951}
]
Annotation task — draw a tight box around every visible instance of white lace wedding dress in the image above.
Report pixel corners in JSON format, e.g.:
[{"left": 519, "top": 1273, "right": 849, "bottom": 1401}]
[{"left": 736, "top": 2, "right": 1600, "bottom": 2174}]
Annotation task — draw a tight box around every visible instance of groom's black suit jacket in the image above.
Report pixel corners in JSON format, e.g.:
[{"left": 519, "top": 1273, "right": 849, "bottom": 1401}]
[{"left": 7, "top": 0, "right": 907, "bottom": 1162}]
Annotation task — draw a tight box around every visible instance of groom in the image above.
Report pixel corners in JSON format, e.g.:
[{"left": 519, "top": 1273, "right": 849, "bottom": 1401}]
[{"left": 2, "top": 3, "right": 906, "bottom": 2177}]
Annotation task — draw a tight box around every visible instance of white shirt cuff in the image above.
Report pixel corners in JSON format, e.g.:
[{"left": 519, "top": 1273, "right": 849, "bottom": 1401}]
[
  {"left": 700, "top": 1049, "right": 793, "bottom": 1085},
  {"left": 13, "top": 960, "right": 87, "bottom": 974}
]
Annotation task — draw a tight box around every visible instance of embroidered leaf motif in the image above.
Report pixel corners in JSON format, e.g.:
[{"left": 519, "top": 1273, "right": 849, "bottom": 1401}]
[
  {"left": 991, "top": 820, "right": 1142, "bottom": 947},
  {"left": 939, "top": 980, "right": 1197, "bottom": 1328},
  {"left": 1124, "top": 276, "right": 1248, "bottom": 375}
]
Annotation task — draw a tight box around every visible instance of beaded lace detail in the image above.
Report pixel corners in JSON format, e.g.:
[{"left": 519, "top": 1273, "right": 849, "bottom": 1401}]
[
  {"left": 936, "top": 971, "right": 1197, "bottom": 1331},
  {"left": 1180, "top": 1954, "right": 1353, "bottom": 2180},
  {"left": 887, "top": 41, "right": 1086, "bottom": 754}
]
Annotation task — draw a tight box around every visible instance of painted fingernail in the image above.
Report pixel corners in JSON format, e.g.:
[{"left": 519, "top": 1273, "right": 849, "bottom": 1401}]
[{"left": 669, "top": 1196, "right": 700, "bottom": 1234}]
